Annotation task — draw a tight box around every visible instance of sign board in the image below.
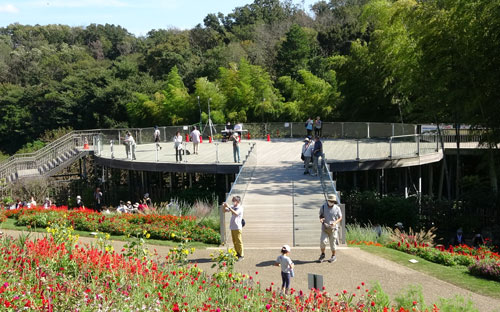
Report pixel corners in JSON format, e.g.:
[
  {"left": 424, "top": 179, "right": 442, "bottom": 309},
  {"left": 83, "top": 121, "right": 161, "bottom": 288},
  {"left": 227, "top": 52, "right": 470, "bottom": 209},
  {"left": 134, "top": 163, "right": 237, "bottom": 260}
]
[
  {"left": 284, "top": 123, "right": 290, "bottom": 128},
  {"left": 308, "top": 273, "right": 323, "bottom": 290},
  {"left": 183, "top": 126, "right": 188, "bottom": 130}
]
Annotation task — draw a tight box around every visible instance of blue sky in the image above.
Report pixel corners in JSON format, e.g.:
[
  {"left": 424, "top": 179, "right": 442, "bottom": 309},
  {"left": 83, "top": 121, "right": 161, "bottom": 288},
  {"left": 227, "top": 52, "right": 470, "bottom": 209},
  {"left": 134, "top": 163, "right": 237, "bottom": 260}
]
[{"left": 0, "top": 0, "right": 317, "bottom": 36}]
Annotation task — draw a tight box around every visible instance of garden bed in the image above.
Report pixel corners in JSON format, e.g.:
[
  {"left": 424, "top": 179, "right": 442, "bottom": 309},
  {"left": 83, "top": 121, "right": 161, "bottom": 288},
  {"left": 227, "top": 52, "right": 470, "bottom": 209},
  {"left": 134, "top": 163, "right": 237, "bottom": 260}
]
[
  {"left": 0, "top": 230, "right": 480, "bottom": 311},
  {"left": 1, "top": 206, "right": 220, "bottom": 244}
]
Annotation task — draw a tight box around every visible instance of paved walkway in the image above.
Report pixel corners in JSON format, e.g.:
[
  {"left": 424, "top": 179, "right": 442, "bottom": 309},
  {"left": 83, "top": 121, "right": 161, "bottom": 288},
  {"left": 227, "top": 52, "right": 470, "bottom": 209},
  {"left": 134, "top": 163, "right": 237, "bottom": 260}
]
[
  {"left": 224, "top": 140, "right": 327, "bottom": 248},
  {"left": 2, "top": 230, "right": 498, "bottom": 311}
]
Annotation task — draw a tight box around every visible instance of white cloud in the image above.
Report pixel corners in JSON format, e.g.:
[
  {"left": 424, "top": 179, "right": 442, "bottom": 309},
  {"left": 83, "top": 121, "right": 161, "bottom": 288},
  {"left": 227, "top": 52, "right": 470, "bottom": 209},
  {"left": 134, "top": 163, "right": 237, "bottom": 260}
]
[
  {"left": 29, "top": 0, "right": 129, "bottom": 8},
  {"left": 0, "top": 4, "right": 19, "bottom": 13}
]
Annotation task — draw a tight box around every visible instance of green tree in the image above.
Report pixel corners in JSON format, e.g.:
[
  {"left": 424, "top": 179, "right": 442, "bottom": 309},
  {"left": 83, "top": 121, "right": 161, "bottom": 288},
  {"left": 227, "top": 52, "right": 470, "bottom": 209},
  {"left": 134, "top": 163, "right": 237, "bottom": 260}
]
[{"left": 275, "top": 24, "right": 315, "bottom": 78}]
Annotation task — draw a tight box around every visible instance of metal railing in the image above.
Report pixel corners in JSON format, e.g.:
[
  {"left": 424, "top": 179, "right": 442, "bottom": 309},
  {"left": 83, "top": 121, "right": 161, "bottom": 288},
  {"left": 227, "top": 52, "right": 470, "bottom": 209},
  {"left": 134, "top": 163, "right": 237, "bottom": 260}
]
[
  {"left": 220, "top": 143, "right": 257, "bottom": 245},
  {"left": 0, "top": 131, "right": 100, "bottom": 182},
  {"left": 348, "top": 133, "right": 441, "bottom": 161},
  {"left": 319, "top": 156, "right": 346, "bottom": 244},
  {"left": 0, "top": 123, "right": 487, "bottom": 183}
]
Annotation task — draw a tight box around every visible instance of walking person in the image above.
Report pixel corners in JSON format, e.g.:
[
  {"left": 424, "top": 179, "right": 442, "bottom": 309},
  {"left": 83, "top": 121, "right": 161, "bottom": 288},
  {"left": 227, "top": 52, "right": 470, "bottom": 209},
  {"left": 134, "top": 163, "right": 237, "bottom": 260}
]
[
  {"left": 94, "top": 187, "right": 103, "bottom": 212},
  {"left": 311, "top": 136, "right": 323, "bottom": 176},
  {"left": 230, "top": 132, "right": 240, "bottom": 163},
  {"left": 190, "top": 126, "right": 201, "bottom": 154},
  {"left": 314, "top": 116, "right": 322, "bottom": 137},
  {"left": 302, "top": 138, "right": 314, "bottom": 175},
  {"left": 153, "top": 126, "right": 162, "bottom": 150},
  {"left": 223, "top": 196, "right": 244, "bottom": 261},
  {"left": 318, "top": 194, "right": 342, "bottom": 263},
  {"left": 173, "top": 131, "right": 183, "bottom": 162},
  {"left": 305, "top": 118, "right": 313, "bottom": 137},
  {"left": 274, "top": 245, "right": 294, "bottom": 295}
]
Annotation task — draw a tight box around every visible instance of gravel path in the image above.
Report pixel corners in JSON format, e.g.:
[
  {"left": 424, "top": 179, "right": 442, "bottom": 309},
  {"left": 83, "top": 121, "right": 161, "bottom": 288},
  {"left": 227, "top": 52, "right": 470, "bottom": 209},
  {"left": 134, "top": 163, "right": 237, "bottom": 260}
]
[{"left": 2, "top": 230, "right": 499, "bottom": 311}]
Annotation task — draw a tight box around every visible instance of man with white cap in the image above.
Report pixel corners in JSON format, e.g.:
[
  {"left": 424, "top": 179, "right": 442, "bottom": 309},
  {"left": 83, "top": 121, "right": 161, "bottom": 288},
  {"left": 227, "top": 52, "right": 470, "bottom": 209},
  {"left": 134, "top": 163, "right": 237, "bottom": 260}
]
[
  {"left": 318, "top": 194, "right": 342, "bottom": 263},
  {"left": 302, "top": 137, "right": 314, "bottom": 174}
]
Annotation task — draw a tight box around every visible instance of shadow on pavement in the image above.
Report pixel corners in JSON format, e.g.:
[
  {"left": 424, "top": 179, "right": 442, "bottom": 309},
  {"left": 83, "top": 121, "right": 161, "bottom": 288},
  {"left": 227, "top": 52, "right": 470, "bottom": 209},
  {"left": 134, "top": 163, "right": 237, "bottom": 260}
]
[
  {"left": 293, "top": 259, "right": 317, "bottom": 265},
  {"left": 255, "top": 260, "right": 276, "bottom": 267}
]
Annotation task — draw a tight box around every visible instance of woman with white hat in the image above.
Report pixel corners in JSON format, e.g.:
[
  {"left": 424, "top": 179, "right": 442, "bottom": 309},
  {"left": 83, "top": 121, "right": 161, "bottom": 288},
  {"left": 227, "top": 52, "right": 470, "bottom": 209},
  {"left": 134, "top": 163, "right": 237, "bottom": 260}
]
[{"left": 318, "top": 194, "right": 342, "bottom": 263}]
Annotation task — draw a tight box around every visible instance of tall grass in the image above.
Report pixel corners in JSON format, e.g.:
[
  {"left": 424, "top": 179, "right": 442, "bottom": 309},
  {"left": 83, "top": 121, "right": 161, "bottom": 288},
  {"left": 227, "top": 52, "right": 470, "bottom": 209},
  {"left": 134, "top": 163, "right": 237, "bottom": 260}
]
[
  {"left": 346, "top": 223, "right": 393, "bottom": 245},
  {"left": 155, "top": 198, "right": 220, "bottom": 232}
]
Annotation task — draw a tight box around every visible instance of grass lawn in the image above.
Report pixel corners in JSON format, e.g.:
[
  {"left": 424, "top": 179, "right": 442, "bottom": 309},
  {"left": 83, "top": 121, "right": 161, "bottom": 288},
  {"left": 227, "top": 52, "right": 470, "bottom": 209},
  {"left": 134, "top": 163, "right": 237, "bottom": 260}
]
[
  {"left": 358, "top": 245, "right": 500, "bottom": 299},
  {"left": 0, "top": 218, "right": 216, "bottom": 249}
]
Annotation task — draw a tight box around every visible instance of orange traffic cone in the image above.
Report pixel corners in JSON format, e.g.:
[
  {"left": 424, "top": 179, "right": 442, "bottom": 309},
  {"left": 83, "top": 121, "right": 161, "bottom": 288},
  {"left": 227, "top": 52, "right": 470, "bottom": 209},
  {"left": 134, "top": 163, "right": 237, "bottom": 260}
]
[
  {"left": 267, "top": 134, "right": 271, "bottom": 142},
  {"left": 209, "top": 136, "right": 212, "bottom": 143},
  {"left": 83, "top": 137, "right": 89, "bottom": 150}
]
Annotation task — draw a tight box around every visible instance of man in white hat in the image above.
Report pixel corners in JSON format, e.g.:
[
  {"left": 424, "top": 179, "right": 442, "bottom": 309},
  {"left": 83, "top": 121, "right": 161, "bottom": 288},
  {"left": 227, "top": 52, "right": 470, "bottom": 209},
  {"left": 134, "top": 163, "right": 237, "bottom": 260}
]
[
  {"left": 318, "top": 194, "right": 342, "bottom": 263},
  {"left": 302, "top": 137, "right": 314, "bottom": 174}
]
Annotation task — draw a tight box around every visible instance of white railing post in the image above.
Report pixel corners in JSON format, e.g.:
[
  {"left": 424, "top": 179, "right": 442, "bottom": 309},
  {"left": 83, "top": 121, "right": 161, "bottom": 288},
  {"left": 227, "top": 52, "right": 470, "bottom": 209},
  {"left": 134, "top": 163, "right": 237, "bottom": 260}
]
[
  {"left": 110, "top": 140, "right": 114, "bottom": 159},
  {"left": 367, "top": 123, "right": 370, "bottom": 139},
  {"left": 416, "top": 135, "right": 420, "bottom": 156},
  {"left": 389, "top": 137, "right": 393, "bottom": 158},
  {"left": 215, "top": 143, "right": 219, "bottom": 163},
  {"left": 356, "top": 140, "right": 360, "bottom": 160},
  {"left": 156, "top": 143, "right": 159, "bottom": 162},
  {"left": 341, "top": 122, "right": 344, "bottom": 138},
  {"left": 392, "top": 123, "right": 395, "bottom": 136}
]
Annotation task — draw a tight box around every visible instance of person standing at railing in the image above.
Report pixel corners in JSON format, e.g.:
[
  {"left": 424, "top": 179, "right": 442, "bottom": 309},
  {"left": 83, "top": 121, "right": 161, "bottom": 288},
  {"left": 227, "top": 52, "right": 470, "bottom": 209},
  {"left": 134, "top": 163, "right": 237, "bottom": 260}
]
[
  {"left": 314, "top": 116, "right": 322, "bottom": 137},
  {"left": 230, "top": 132, "right": 240, "bottom": 163},
  {"left": 173, "top": 131, "right": 183, "bottom": 162},
  {"left": 305, "top": 118, "right": 313, "bottom": 137},
  {"left": 302, "top": 138, "right": 314, "bottom": 175},
  {"left": 153, "top": 126, "right": 162, "bottom": 150},
  {"left": 124, "top": 131, "right": 136, "bottom": 160},
  {"left": 311, "top": 136, "right": 323, "bottom": 176},
  {"left": 190, "top": 126, "right": 201, "bottom": 155},
  {"left": 223, "top": 195, "right": 244, "bottom": 261}
]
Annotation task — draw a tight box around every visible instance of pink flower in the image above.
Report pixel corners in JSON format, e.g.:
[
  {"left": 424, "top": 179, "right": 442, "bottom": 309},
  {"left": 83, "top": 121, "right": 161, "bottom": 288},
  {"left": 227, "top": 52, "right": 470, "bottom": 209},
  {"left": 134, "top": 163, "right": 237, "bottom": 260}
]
[{"left": 266, "top": 303, "right": 271, "bottom": 310}]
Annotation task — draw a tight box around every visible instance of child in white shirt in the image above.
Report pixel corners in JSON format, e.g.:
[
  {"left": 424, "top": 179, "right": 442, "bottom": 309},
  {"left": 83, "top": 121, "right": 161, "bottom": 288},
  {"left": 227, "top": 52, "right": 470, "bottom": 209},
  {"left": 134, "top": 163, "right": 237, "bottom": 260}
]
[{"left": 275, "top": 244, "right": 294, "bottom": 295}]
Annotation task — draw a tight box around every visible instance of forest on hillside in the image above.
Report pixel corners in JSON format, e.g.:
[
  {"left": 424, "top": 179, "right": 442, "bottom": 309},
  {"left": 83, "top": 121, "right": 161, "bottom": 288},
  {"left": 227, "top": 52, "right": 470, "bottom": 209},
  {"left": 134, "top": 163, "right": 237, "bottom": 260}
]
[{"left": 1, "top": 0, "right": 500, "bottom": 155}]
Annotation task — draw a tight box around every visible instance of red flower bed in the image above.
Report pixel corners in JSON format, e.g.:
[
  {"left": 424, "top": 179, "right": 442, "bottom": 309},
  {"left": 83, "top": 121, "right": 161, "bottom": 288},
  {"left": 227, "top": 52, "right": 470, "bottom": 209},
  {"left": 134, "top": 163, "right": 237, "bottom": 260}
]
[
  {"left": 0, "top": 235, "right": 451, "bottom": 311},
  {"left": 3, "top": 206, "right": 220, "bottom": 244}
]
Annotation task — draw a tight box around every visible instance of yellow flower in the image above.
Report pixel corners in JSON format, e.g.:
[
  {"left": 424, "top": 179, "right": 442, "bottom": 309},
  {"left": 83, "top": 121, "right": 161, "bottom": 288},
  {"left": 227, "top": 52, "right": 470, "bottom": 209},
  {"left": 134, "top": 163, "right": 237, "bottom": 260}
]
[
  {"left": 171, "top": 233, "right": 176, "bottom": 238},
  {"left": 190, "top": 248, "right": 195, "bottom": 253},
  {"left": 146, "top": 233, "right": 150, "bottom": 239},
  {"left": 105, "top": 233, "right": 110, "bottom": 240}
]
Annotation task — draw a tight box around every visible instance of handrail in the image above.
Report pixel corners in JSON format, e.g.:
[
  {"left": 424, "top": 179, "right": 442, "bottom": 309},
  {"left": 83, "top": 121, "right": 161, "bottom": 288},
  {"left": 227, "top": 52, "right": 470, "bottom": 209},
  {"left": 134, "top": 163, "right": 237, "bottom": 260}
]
[
  {"left": 0, "top": 131, "right": 101, "bottom": 182},
  {"left": 220, "top": 142, "right": 257, "bottom": 245},
  {"left": 320, "top": 155, "right": 340, "bottom": 204}
]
